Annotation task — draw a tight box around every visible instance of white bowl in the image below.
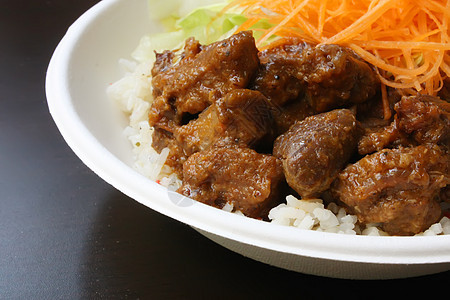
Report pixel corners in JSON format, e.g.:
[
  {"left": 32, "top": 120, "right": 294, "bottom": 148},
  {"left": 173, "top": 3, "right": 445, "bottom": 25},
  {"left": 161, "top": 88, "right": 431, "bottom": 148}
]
[{"left": 46, "top": 0, "right": 450, "bottom": 280}]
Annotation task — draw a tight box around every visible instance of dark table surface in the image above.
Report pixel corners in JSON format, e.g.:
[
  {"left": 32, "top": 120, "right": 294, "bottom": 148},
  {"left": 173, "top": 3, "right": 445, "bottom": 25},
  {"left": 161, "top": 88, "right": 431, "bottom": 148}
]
[{"left": 1, "top": 0, "right": 449, "bottom": 299}]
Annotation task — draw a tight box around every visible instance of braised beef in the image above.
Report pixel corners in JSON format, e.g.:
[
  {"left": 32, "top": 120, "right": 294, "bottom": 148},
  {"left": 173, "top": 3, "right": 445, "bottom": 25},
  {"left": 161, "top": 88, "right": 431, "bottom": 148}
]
[
  {"left": 251, "top": 41, "right": 378, "bottom": 135},
  {"left": 272, "top": 99, "right": 315, "bottom": 135},
  {"left": 300, "top": 44, "right": 379, "bottom": 113},
  {"left": 438, "top": 78, "right": 450, "bottom": 101},
  {"left": 152, "top": 50, "right": 175, "bottom": 77},
  {"left": 151, "top": 128, "right": 189, "bottom": 173},
  {"left": 174, "top": 89, "right": 275, "bottom": 155},
  {"left": 441, "top": 186, "right": 450, "bottom": 203},
  {"left": 150, "top": 31, "right": 259, "bottom": 133},
  {"left": 332, "top": 144, "right": 450, "bottom": 235},
  {"left": 177, "top": 145, "right": 285, "bottom": 219},
  {"left": 149, "top": 31, "right": 260, "bottom": 172},
  {"left": 252, "top": 39, "right": 310, "bottom": 107},
  {"left": 253, "top": 42, "right": 379, "bottom": 114},
  {"left": 358, "top": 94, "right": 450, "bottom": 155},
  {"left": 395, "top": 94, "right": 450, "bottom": 146},
  {"left": 251, "top": 40, "right": 315, "bottom": 135},
  {"left": 273, "top": 109, "right": 360, "bottom": 198},
  {"left": 151, "top": 31, "right": 259, "bottom": 123},
  {"left": 148, "top": 31, "right": 450, "bottom": 231},
  {"left": 358, "top": 119, "right": 414, "bottom": 155},
  {"left": 356, "top": 86, "right": 402, "bottom": 122}
]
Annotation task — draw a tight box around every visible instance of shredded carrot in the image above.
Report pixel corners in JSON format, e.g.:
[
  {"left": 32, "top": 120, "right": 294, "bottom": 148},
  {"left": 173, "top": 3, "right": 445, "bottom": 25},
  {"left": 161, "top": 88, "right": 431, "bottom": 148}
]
[{"left": 224, "top": 0, "right": 450, "bottom": 100}]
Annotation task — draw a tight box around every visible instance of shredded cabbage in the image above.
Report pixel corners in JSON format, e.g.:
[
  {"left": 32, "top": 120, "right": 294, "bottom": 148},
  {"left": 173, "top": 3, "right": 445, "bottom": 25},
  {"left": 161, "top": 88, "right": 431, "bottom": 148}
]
[{"left": 132, "top": 0, "right": 245, "bottom": 63}]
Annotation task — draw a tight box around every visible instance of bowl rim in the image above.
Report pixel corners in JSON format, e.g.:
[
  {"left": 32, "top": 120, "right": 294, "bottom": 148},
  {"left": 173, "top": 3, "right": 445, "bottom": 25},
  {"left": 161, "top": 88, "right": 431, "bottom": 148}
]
[{"left": 45, "top": 0, "right": 450, "bottom": 266}]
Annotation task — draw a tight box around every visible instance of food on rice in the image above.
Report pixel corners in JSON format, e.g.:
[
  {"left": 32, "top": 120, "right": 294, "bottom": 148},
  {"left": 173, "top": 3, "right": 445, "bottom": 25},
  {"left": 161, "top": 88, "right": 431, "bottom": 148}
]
[
  {"left": 332, "top": 144, "right": 449, "bottom": 236},
  {"left": 149, "top": 31, "right": 260, "bottom": 172},
  {"left": 273, "top": 109, "right": 360, "bottom": 199},
  {"left": 178, "top": 144, "right": 286, "bottom": 219},
  {"left": 108, "top": 0, "right": 450, "bottom": 236}
]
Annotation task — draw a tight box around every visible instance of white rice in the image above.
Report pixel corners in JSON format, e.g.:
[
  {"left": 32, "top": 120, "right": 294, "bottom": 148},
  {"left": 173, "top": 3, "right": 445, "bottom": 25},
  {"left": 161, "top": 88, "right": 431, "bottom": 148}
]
[
  {"left": 107, "top": 58, "right": 182, "bottom": 189},
  {"left": 268, "top": 195, "right": 389, "bottom": 235},
  {"left": 108, "top": 58, "right": 450, "bottom": 236}
]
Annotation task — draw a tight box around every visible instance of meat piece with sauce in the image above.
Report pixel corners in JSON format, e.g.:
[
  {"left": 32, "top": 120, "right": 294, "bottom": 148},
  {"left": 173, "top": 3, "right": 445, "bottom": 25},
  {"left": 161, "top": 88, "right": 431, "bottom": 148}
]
[
  {"left": 273, "top": 109, "right": 360, "bottom": 198},
  {"left": 174, "top": 89, "right": 275, "bottom": 155},
  {"left": 151, "top": 31, "right": 259, "bottom": 126},
  {"left": 272, "top": 99, "right": 315, "bottom": 136},
  {"left": 253, "top": 42, "right": 379, "bottom": 114},
  {"left": 150, "top": 31, "right": 259, "bottom": 135},
  {"left": 358, "top": 94, "right": 450, "bottom": 155},
  {"left": 251, "top": 40, "right": 315, "bottom": 135},
  {"left": 149, "top": 31, "right": 260, "bottom": 172},
  {"left": 438, "top": 77, "right": 450, "bottom": 101},
  {"left": 395, "top": 94, "right": 450, "bottom": 146},
  {"left": 357, "top": 119, "right": 414, "bottom": 155},
  {"left": 252, "top": 39, "right": 310, "bottom": 107},
  {"left": 332, "top": 144, "right": 450, "bottom": 236},
  {"left": 300, "top": 44, "right": 379, "bottom": 113},
  {"left": 252, "top": 41, "right": 377, "bottom": 135},
  {"left": 177, "top": 145, "right": 285, "bottom": 219}
]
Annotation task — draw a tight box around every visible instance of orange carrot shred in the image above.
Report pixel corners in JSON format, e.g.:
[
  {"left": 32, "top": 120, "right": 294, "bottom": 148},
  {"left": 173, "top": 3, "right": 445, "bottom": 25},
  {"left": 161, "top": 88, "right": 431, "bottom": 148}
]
[{"left": 225, "top": 0, "right": 450, "bottom": 98}]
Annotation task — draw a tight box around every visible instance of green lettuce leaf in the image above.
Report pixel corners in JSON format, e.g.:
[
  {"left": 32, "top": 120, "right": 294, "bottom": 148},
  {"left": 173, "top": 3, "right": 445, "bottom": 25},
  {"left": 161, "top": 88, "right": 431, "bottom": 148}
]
[
  {"left": 132, "top": 0, "right": 275, "bottom": 63},
  {"left": 132, "top": 0, "right": 245, "bottom": 62}
]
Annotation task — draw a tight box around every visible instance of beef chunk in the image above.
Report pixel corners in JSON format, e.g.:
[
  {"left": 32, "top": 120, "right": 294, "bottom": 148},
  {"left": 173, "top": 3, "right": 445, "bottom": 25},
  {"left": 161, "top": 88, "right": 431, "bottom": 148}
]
[
  {"left": 177, "top": 145, "right": 285, "bottom": 219},
  {"left": 357, "top": 119, "right": 414, "bottom": 155},
  {"left": 251, "top": 40, "right": 315, "bottom": 135},
  {"left": 300, "top": 44, "right": 379, "bottom": 112},
  {"left": 151, "top": 128, "right": 188, "bottom": 173},
  {"left": 273, "top": 109, "right": 360, "bottom": 198},
  {"left": 252, "top": 42, "right": 376, "bottom": 134},
  {"left": 441, "top": 186, "right": 450, "bottom": 203},
  {"left": 358, "top": 94, "right": 450, "bottom": 155},
  {"left": 150, "top": 31, "right": 260, "bottom": 133},
  {"left": 252, "top": 39, "right": 310, "bottom": 107},
  {"left": 356, "top": 86, "right": 401, "bottom": 122},
  {"left": 252, "top": 41, "right": 379, "bottom": 113},
  {"left": 395, "top": 94, "right": 450, "bottom": 146},
  {"left": 174, "top": 89, "right": 275, "bottom": 155},
  {"left": 152, "top": 50, "right": 175, "bottom": 76},
  {"left": 438, "top": 77, "right": 450, "bottom": 101},
  {"left": 332, "top": 144, "right": 450, "bottom": 236},
  {"left": 149, "top": 31, "right": 260, "bottom": 173},
  {"left": 273, "top": 98, "right": 315, "bottom": 135}
]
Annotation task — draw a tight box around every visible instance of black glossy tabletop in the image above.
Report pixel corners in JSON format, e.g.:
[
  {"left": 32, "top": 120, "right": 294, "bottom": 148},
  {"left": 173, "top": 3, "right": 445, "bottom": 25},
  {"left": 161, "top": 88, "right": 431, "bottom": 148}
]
[{"left": 1, "top": 1, "right": 449, "bottom": 299}]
